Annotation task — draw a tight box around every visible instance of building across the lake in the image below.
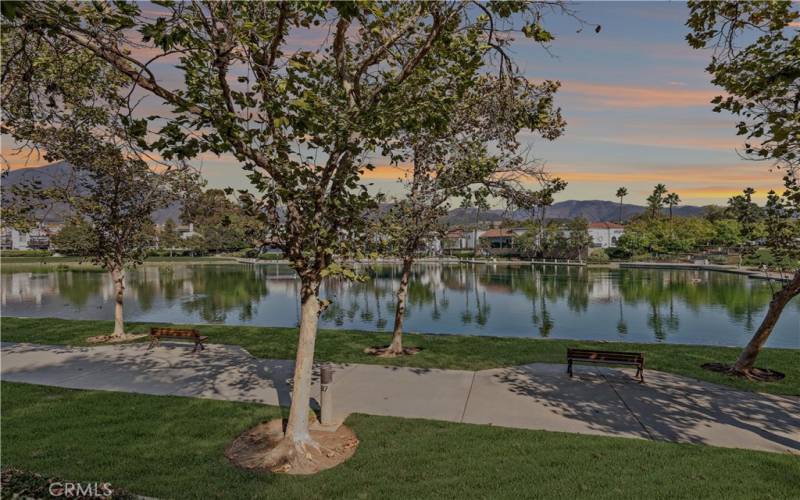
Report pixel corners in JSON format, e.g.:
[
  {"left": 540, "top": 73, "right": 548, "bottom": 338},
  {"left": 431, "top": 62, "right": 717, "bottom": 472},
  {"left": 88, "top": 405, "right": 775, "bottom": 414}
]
[
  {"left": 1, "top": 225, "right": 58, "bottom": 250},
  {"left": 443, "top": 228, "right": 487, "bottom": 253},
  {"left": 479, "top": 228, "right": 528, "bottom": 256},
  {"left": 588, "top": 222, "right": 624, "bottom": 248}
]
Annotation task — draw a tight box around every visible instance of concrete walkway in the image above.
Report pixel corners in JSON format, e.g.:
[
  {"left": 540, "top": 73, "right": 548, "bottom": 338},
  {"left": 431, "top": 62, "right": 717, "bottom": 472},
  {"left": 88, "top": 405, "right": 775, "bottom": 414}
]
[{"left": 2, "top": 341, "right": 798, "bottom": 455}]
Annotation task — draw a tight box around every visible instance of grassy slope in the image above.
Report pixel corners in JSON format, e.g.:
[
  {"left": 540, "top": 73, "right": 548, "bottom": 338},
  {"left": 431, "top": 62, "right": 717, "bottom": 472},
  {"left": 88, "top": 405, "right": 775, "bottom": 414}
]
[
  {"left": 0, "top": 255, "right": 237, "bottom": 269},
  {"left": 2, "top": 382, "right": 798, "bottom": 500},
  {"left": 3, "top": 317, "right": 798, "bottom": 396}
]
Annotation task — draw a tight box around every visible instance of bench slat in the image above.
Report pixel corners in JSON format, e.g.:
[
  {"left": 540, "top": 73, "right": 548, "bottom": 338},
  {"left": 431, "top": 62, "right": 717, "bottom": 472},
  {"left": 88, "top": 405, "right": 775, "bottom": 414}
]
[
  {"left": 567, "top": 347, "right": 645, "bottom": 382},
  {"left": 150, "top": 327, "right": 202, "bottom": 339}
]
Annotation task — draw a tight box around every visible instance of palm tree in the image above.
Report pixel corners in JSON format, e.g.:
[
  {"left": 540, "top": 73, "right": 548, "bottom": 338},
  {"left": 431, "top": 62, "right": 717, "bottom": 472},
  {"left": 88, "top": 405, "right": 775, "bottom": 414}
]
[
  {"left": 615, "top": 187, "right": 628, "bottom": 223},
  {"left": 647, "top": 183, "right": 668, "bottom": 218},
  {"left": 664, "top": 192, "right": 681, "bottom": 220}
]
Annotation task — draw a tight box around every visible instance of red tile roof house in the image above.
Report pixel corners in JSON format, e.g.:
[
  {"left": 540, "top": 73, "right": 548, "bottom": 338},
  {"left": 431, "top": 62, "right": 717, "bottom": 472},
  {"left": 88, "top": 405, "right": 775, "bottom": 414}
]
[
  {"left": 588, "top": 222, "right": 625, "bottom": 248},
  {"left": 443, "top": 228, "right": 468, "bottom": 251},
  {"left": 479, "top": 228, "right": 527, "bottom": 256}
]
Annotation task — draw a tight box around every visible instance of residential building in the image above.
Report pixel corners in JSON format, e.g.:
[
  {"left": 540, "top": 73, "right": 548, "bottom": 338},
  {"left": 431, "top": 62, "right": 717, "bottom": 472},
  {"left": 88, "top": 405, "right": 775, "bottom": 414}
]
[
  {"left": 443, "top": 228, "right": 489, "bottom": 252},
  {"left": 177, "top": 223, "right": 201, "bottom": 240},
  {"left": 479, "top": 228, "right": 527, "bottom": 256},
  {"left": 0, "top": 226, "right": 54, "bottom": 250},
  {"left": 588, "top": 222, "right": 624, "bottom": 248}
]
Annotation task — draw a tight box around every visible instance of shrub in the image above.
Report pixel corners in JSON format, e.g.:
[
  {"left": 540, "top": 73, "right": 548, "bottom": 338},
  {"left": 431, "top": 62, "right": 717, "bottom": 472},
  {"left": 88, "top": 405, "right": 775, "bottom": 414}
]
[
  {"left": 605, "top": 247, "right": 631, "bottom": 260},
  {"left": 0, "top": 249, "right": 52, "bottom": 257},
  {"left": 448, "top": 250, "right": 476, "bottom": 259},
  {"left": 708, "top": 255, "right": 729, "bottom": 265},
  {"left": 587, "top": 248, "right": 610, "bottom": 264}
]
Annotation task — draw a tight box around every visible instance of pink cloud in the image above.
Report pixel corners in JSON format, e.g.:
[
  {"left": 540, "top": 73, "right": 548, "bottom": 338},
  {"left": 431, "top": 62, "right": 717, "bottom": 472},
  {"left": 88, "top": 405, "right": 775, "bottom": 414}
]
[{"left": 560, "top": 80, "right": 719, "bottom": 109}]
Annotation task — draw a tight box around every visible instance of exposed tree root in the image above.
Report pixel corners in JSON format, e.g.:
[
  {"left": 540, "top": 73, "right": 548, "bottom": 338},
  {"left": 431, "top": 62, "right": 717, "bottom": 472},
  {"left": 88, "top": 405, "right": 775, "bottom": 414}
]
[
  {"left": 363, "top": 345, "right": 423, "bottom": 357},
  {"left": 86, "top": 333, "right": 148, "bottom": 344},
  {"left": 225, "top": 419, "right": 359, "bottom": 475},
  {"left": 701, "top": 363, "right": 785, "bottom": 382}
]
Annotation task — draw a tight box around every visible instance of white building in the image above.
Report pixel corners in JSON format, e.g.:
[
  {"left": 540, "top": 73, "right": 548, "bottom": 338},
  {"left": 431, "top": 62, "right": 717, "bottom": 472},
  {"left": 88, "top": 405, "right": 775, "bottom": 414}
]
[
  {"left": 177, "top": 223, "right": 200, "bottom": 240},
  {"left": 588, "top": 222, "right": 625, "bottom": 248},
  {"left": 1, "top": 227, "right": 53, "bottom": 250}
]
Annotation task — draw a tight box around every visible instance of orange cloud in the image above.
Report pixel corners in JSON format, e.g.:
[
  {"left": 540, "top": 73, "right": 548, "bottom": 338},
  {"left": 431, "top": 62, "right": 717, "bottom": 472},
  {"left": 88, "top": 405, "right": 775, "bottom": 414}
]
[
  {"left": 554, "top": 164, "right": 778, "bottom": 184},
  {"left": 363, "top": 164, "right": 411, "bottom": 180},
  {"left": 1, "top": 143, "right": 49, "bottom": 170},
  {"left": 560, "top": 80, "right": 719, "bottom": 109}
]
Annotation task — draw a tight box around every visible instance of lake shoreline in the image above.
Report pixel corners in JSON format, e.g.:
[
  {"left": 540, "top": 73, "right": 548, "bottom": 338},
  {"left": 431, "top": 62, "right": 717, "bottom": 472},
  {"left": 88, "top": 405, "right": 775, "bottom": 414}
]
[
  {"left": 3, "top": 316, "right": 797, "bottom": 396},
  {"left": 3, "top": 259, "right": 796, "bottom": 349}
]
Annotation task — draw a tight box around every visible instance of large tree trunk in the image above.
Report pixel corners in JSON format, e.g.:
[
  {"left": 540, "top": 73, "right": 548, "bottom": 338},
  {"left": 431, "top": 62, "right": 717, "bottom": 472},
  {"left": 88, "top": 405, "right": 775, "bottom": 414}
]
[
  {"left": 110, "top": 267, "right": 125, "bottom": 337},
  {"left": 388, "top": 256, "right": 413, "bottom": 354},
  {"left": 264, "top": 279, "right": 321, "bottom": 468},
  {"left": 732, "top": 269, "right": 800, "bottom": 373}
]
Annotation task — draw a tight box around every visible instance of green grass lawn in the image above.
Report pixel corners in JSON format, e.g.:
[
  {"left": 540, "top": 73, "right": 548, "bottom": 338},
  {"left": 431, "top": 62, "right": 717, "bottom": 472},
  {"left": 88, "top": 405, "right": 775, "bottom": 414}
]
[
  {"left": 0, "top": 255, "right": 237, "bottom": 270},
  {"left": 3, "top": 317, "right": 798, "bottom": 396},
  {"left": 2, "top": 382, "right": 797, "bottom": 500}
]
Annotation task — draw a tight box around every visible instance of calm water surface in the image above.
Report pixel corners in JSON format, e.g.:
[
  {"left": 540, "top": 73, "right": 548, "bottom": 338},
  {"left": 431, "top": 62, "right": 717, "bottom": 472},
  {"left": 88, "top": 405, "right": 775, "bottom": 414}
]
[{"left": 2, "top": 262, "right": 798, "bottom": 348}]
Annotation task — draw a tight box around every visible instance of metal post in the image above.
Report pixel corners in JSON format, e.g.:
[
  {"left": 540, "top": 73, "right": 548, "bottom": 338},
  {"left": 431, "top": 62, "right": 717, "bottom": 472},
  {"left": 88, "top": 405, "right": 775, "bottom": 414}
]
[{"left": 319, "top": 364, "right": 334, "bottom": 426}]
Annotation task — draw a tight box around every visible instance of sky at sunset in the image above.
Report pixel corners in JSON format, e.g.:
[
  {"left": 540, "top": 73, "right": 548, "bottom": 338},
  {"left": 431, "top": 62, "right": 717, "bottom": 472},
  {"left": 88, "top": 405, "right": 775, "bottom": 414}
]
[{"left": 2, "top": 1, "right": 786, "bottom": 206}]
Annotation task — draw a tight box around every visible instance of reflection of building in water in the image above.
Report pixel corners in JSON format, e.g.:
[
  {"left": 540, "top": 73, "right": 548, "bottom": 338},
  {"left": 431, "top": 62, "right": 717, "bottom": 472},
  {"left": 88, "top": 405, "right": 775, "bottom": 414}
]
[
  {"left": 1, "top": 273, "right": 59, "bottom": 305},
  {"left": 587, "top": 274, "right": 620, "bottom": 303}
]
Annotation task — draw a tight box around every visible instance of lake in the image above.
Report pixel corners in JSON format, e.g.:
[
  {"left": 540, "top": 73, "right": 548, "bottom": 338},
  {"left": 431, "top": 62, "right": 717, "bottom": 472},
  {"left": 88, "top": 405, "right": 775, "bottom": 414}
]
[{"left": 2, "top": 262, "right": 798, "bottom": 348}]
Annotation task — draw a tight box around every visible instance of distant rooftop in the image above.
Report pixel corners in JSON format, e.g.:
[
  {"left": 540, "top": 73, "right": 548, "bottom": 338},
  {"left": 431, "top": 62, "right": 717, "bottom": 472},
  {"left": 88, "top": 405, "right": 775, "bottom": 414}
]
[{"left": 480, "top": 228, "right": 516, "bottom": 238}]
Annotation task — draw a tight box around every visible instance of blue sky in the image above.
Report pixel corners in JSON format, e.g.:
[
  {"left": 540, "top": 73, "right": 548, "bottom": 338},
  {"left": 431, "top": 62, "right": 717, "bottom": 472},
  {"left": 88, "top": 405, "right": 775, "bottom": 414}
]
[
  {"left": 3, "top": 1, "right": 787, "bottom": 207},
  {"left": 503, "top": 1, "right": 783, "bottom": 205}
]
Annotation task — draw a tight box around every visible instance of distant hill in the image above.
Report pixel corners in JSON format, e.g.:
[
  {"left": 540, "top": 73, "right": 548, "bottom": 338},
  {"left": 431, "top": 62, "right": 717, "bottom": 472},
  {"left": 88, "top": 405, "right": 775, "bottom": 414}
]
[
  {"left": 4, "top": 163, "right": 713, "bottom": 225},
  {"left": 2, "top": 162, "right": 183, "bottom": 224},
  {"left": 522, "top": 199, "right": 707, "bottom": 222},
  {"left": 443, "top": 200, "right": 710, "bottom": 225}
]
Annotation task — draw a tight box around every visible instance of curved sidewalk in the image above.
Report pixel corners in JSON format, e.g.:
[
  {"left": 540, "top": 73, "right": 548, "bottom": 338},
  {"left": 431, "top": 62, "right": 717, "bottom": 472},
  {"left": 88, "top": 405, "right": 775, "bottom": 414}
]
[{"left": 1, "top": 341, "right": 798, "bottom": 455}]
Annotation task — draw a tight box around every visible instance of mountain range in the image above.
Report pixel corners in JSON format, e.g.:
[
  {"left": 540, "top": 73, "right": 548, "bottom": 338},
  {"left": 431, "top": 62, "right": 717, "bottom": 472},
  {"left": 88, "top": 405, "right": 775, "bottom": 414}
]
[
  {"left": 2, "top": 162, "right": 183, "bottom": 224},
  {"left": 444, "top": 200, "right": 708, "bottom": 225},
  {"left": 3, "top": 163, "right": 711, "bottom": 224}
]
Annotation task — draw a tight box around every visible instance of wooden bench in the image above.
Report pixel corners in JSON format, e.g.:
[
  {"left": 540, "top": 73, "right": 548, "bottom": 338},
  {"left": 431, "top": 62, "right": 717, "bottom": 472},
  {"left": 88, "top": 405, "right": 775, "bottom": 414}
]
[
  {"left": 148, "top": 327, "right": 208, "bottom": 353},
  {"left": 567, "top": 348, "right": 645, "bottom": 382}
]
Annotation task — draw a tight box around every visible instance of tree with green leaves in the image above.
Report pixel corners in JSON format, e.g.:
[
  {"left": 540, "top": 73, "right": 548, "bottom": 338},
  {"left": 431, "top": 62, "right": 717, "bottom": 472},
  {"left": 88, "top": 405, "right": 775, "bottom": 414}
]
[
  {"left": 646, "top": 184, "right": 668, "bottom": 218},
  {"left": 566, "top": 218, "right": 591, "bottom": 261},
  {"left": 51, "top": 219, "right": 95, "bottom": 256},
  {"left": 615, "top": 186, "right": 628, "bottom": 223},
  {"left": 3, "top": 1, "right": 583, "bottom": 468},
  {"left": 375, "top": 75, "right": 565, "bottom": 356},
  {"left": 528, "top": 176, "right": 568, "bottom": 252},
  {"left": 183, "top": 189, "right": 261, "bottom": 253},
  {"left": 159, "top": 219, "right": 181, "bottom": 255},
  {"left": 688, "top": 0, "right": 800, "bottom": 377},
  {"left": 618, "top": 215, "right": 716, "bottom": 256},
  {"left": 1, "top": 22, "right": 198, "bottom": 339},
  {"left": 710, "top": 218, "right": 743, "bottom": 249}
]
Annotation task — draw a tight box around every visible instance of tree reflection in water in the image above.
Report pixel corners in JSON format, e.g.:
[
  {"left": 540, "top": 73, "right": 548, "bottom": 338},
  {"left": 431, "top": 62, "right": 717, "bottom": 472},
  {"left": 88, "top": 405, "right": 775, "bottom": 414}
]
[
  {"left": 179, "top": 265, "right": 270, "bottom": 323},
  {"left": 4, "top": 262, "right": 798, "bottom": 346}
]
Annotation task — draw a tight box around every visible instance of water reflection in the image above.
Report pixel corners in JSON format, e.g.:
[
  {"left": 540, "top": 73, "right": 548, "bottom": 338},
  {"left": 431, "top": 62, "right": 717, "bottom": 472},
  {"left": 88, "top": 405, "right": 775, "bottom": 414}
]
[{"left": 2, "top": 263, "right": 798, "bottom": 347}]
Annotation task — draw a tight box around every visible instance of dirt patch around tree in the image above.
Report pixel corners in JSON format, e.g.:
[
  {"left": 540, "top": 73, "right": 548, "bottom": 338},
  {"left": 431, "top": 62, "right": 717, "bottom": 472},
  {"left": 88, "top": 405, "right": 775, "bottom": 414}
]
[
  {"left": 364, "top": 345, "right": 422, "bottom": 357},
  {"left": 86, "top": 333, "right": 148, "bottom": 344},
  {"left": 225, "top": 419, "right": 359, "bottom": 475},
  {"left": 701, "top": 363, "right": 786, "bottom": 382}
]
